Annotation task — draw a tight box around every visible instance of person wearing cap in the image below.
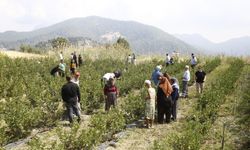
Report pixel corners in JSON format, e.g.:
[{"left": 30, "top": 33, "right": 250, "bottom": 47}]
[
  {"left": 157, "top": 76, "right": 173, "bottom": 124},
  {"left": 182, "top": 65, "right": 190, "bottom": 98},
  {"left": 151, "top": 65, "right": 163, "bottom": 86},
  {"left": 144, "top": 80, "right": 156, "bottom": 128},
  {"left": 190, "top": 53, "right": 197, "bottom": 69},
  {"left": 195, "top": 66, "right": 206, "bottom": 94},
  {"left": 104, "top": 78, "right": 119, "bottom": 111},
  {"left": 61, "top": 76, "right": 81, "bottom": 124},
  {"left": 170, "top": 77, "right": 179, "bottom": 121},
  {"left": 102, "top": 71, "right": 122, "bottom": 86}
]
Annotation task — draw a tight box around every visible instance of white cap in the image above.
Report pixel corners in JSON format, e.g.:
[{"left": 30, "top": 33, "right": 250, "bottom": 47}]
[
  {"left": 144, "top": 80, "right": 151, "bottom": 85},
  {"left": 185, "top": 65, "right": 189, "bottom": 69},
  {"left": 156, "top": 65, "right": 162, "bottom": 71}
]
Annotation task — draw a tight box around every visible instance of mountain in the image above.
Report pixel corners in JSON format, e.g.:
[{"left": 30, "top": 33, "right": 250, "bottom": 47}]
[
  {"left": 0, "top": 16, "right": 196, "bottom": 54},
  {"left": 175, "top": 34, "right": 250, "bottom": 56}
]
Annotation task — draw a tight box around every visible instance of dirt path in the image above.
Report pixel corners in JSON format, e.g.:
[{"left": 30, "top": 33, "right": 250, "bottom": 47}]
[
  {"left": 104, "top": 59, "right": 228, "bottom": 150},
  {"left": 0, "top": 50, "right": 45, "bottom": 59}
]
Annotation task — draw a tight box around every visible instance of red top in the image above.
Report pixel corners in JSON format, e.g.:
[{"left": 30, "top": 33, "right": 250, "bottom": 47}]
[{"left": 104, "top": 85, "right": 118, "bottom": 95}]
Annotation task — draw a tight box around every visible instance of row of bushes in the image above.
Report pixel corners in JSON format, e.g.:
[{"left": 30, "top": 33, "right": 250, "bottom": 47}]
[
  {"left": 153, "top": 58, "right": 244, "bottom": 150},
  {"left": 0, "top": 53, "right": 189, "bottom": 146},
  {"left": 25, "top": 58, "right": 221, "bottom": 150}
]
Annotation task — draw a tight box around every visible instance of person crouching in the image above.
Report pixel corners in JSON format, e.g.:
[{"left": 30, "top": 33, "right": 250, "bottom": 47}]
[{"left": 104, "top": 78, "right": 119, "bottom": 111}]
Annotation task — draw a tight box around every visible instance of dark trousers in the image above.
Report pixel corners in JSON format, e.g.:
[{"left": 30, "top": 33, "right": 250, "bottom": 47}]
[
  {"left": 158, "top": 106, "right": 171, "bottom": 123},
  {"left": 66, "top": 102, "right": 81, "bottom": 123},
  {"left": 157, "top": 96, "right": 172, "bottom": 124},
  {"left": 171, "top": 100, "right": 178, "bottom": 120},
  {"left": 182, "top": 81, "right": 189, "bottom": 97}
]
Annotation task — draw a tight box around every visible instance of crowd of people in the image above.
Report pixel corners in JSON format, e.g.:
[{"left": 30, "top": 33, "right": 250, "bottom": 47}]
[
  {"left": 51, "top": 51, "right": 83, "bottom": 77},
  {"left": 59, "top": 52, "right": 206, "bottom": 128}
]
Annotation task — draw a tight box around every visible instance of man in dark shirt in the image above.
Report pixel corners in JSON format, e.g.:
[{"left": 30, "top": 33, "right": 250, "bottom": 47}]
[
  {"left": 195, "top": 66, "right": 206, "bottom": 93},
  {"left": 61, "top": 76, "right": 81, "bottom": 123}
]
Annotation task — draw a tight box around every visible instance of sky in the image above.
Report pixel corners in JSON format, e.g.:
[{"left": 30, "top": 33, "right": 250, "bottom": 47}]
[{"left": 0, "top": 0, "right": 250, "bottom": 43}]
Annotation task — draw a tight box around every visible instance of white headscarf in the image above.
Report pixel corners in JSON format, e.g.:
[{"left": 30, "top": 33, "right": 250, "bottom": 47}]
[{"left": 144, "top": 80, "right": 151, "bottom": 85}]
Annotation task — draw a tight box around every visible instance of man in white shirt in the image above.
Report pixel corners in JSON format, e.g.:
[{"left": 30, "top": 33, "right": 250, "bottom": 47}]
[
  {"left": 182, "top": 65, "right": 190, "bottom": 98},
  {"left": 102, "top": 71, "right": 122, "bottom": 86},
  {"left": 127, "top": 54, "right": 132, "bottom": 64},
  {"left": 165, "top": 53, "right": 171, "bottom": 66},
  {"left": 190, "top": 53, "right": 197, "bottom": 69}
]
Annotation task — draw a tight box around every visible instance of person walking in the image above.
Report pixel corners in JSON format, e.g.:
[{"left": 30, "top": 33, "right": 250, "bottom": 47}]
[
  {"left": 151, "top": 65, "right": 163, "bottom": 86},
  {"left": 144, "top": 80, "right": 156, "bottom": 128},
  {"left": 157, "top": 76, "right": 173, "bottom": 124},
  {"left": 182, "top": 65, "right": 190, "bottom": 98},
  {"left": 61, "top": 76, "right": 81, "bottom": 124},
  {"left": 170, "top": 77, "right": 179, "bottom": 121},
  {"left": 195, "top": 66, "right": 206, "bottom": 94},
  {"left": 190, "top": 53, "right": 197, "bottom": 69},
  {"left": 104, "top": 78, "right": 119, "bottom": 111}
]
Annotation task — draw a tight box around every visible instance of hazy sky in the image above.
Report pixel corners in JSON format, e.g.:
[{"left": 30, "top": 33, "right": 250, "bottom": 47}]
[{"left": 0, "top": 0, "right": 249, "bottom": 42}]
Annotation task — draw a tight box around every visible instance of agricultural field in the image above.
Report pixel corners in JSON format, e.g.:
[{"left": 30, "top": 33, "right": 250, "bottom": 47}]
[{"left": 0, "top": 51, "right": 249, "bottom": 150}]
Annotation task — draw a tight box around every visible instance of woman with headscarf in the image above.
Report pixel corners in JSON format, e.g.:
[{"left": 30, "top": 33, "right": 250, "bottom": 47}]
[
  {"left": 157, "top": 76, "right": 173, "bottom": 124},
  {"left": 144, "top": 80, "right": 156, "bottom": 128},
  {"left": 170, "top": 77, "right": 179, "bottom": 121}
]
